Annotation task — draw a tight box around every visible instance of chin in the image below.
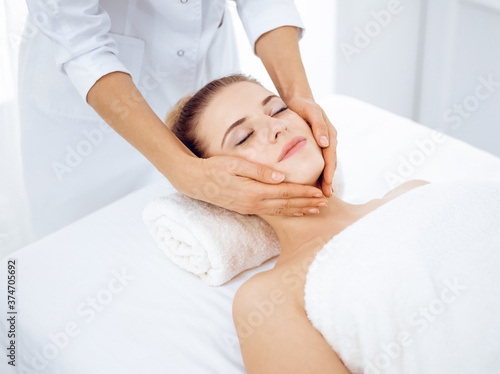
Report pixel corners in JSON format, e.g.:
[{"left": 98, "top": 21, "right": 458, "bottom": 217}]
[
  {"left": 283, "top": 153, "right": 325, "bottom": 185},
  {"left": 286, "top": 171, "right": 323, "bottom": 185}
]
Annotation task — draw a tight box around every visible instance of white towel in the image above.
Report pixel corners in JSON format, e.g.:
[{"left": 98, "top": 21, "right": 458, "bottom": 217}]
[
  {"left": 304, "top": 180, "right": 500, "bottom": 373},
  {"left": 143, "top": 164, "right": 345, "bottom": 286}
]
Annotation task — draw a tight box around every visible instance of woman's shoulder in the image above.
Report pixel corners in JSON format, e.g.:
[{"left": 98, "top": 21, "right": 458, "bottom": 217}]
[
  {"left": 382, "top": 179, "right": 430, "bottom": 201},
  {"left": 232, "top": 270, "right": 295, "bottom": 338},
  {"left": 232, "top": 269, "right": 351, "bottom": 373},
  {"left": 233, "top": 263, "right": 308, "bottom": 316},
  {"left": 233, "top": 270, "right": 286, "bottom": 308}
]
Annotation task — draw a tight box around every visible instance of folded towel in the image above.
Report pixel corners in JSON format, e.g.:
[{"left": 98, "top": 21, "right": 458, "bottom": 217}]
[
  {"left": 304, "top": 180, "right": 500, "bottom": 373},
  {"left": 143, "top": 164, "right": 345, "bottom": 286},
  {"left": 143, "top": 193, "right": 280, "bottom": 286}
]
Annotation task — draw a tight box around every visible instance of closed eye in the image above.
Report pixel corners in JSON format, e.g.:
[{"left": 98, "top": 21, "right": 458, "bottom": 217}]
[
  {"left": 236, "top": 130, "right": 254, "bottom": 146},
  {"left": 236, "top": 107, "right": 287, "bottom": 146},
  {"left": 273, "top": 107, "right": 288, "bottom": 116}
]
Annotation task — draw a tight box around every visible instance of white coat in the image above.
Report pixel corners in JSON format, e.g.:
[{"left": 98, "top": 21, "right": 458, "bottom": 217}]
[{"left": 18, "top": 0, "right": 303, "bottom": 240}]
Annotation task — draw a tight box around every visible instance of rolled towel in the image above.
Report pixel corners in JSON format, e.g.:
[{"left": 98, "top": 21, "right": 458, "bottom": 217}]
[{"left": 143, "top": 164, "right": 345, "bottom": 286}]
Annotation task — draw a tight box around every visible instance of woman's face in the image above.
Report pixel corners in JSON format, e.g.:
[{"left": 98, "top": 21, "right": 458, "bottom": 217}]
[{"left": 197, "top": 81, "right": 325, "bottom": 185}]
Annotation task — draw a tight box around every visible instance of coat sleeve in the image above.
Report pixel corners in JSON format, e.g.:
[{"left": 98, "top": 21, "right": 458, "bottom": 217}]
[
  {"left": 25, "top": 0, "right": 131, "bottom": 101},
  {"left": 234, "top": 0, "right": 305, "bottom": 54}
]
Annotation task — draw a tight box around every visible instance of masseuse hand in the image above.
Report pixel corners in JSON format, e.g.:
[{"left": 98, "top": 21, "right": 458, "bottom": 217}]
[
  {"left": 287, "top": 96, "right": 338, "bottom": 198},
  {"left": 189, "top": 155, "right": 328, "bottom": 216},
  {"left": 253, "top": 26, "right": 338, "bottom": 198}
]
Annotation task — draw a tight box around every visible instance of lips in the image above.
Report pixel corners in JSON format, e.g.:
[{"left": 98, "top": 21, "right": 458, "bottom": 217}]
[{"left": 278, "top": 136, "right": 307, "bottom": 163}]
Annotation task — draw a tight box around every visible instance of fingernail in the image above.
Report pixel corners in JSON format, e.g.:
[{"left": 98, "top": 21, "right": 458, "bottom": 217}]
[
  {"left": 314, "top": 193, "right": 322, "bottom": 198},
  {"left": 293, "top": 213, "right": 304, "bottom": 217},
  {"left": 309, "top": 208, "right": 319, "bottom": 214},
  {"left": 320, "top": 136, "right": 329, "bottom": 147},
  {"left": 318, "top": 202, "right": 327, "bottom": 207},
  {"left": 272, "top": 172, "right": 285, "bottom": 182}
]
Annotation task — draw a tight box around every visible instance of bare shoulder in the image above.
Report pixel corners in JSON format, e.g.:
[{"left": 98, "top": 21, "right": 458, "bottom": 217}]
[
  {"left": 233, "top": 270, "right": 284, "bottom": 317},
  {"left": 232, "top": 271, "right": 350, "bottom": 374},
  {"left": 382, "top": 179, "right": 430, "bottom": 201},
  {"left": 233, "top": 268, "right": 302, "bottom": 317}
]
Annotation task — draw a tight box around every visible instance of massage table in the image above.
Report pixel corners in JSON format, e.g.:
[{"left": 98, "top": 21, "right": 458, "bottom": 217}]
[{"left": 2, "top": 95, "right": 500, "bottom": 373}]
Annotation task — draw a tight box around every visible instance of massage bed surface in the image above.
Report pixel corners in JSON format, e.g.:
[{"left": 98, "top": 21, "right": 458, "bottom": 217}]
[{"left": 1, "top": 95, "right": 499, "bottom": 373}]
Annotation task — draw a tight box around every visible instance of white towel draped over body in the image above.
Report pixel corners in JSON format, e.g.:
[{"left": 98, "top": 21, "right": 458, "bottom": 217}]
[{"left": 304, "top": 181, "right": 500, "bottom": 374}]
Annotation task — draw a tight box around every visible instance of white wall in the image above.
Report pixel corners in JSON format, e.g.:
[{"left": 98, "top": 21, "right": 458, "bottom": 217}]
[
  {"left": 0, "top": 0, "right": 33, "bottom": 259},
  {"left": 334, "top": 0, "right": 500, "bottom": 157},
  {"left": 228, "top": 0, "right": 337, "bottom": 101},
  {"left": 335, "top": 0, "right": 423, "bottom": 119},
  {"left": 418, "top": 0, "right": 500, "bottom": 156}
]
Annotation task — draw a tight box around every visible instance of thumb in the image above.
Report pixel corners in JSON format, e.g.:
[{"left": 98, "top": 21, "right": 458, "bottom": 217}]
[{"left": 233, "top": 158, "right": 285, "bottom": 184}]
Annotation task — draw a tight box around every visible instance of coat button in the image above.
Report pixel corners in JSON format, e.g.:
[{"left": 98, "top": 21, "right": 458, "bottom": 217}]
[
  {"left": 177, "top": 50, "right": 185, "bottom": 57},
  {"left": 180, "top": 0, "right": 188, "bottom": 3}
]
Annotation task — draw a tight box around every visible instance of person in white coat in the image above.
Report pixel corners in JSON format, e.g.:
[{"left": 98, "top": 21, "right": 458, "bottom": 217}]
[{"left": 19, "top": 0, "right": 337, "bottom": 241}]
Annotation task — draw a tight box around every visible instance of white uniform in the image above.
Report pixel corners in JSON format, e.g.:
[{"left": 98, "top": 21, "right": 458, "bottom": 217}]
[{"left": 19, "top": 0, "right": 303, "bottom": 240}]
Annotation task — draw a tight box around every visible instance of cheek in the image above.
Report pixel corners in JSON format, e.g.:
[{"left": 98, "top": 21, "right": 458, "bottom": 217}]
[
  {"left": 239, "top": 147, "right": 271, "bottom": 165},
  {"left": 287, "top": 112, "right": 310, "bottom": 131},
  {"left": 237, "top": 136, "right": 276, "bottom": 164},
  {"left": 305, "top": 146, "right": 325, "bottom": 171}
]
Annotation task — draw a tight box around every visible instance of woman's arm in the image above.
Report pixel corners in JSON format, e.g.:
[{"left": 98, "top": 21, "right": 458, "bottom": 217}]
[{"left": 233, "top": 278, "right": 351, "bottom": 373}]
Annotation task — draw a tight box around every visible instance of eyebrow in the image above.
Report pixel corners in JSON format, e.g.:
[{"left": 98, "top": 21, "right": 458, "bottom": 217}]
[
  {"left": 220, "top": 94, "right": 278, "bottom": 148},
  {"left": 262, "top": 94, "right": 278, "bottom": 106}
]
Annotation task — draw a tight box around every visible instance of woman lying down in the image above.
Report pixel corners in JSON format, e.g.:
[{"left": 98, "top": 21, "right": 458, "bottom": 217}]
[{"left": 165, "top": 74, "right": 500, "bottom": 373}]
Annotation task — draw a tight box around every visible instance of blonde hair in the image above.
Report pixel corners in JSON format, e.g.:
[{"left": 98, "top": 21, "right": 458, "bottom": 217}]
[
  {"left": 164, "top": 95, "right": 192, "bottom": 131},
  {"left": 164, "top": 74, "right": 261, "bottom": 158}
]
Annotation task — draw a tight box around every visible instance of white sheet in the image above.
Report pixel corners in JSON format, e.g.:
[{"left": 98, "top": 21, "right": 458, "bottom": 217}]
[{"left": 1, "top": 95, "right": 500, "bottom": 374}]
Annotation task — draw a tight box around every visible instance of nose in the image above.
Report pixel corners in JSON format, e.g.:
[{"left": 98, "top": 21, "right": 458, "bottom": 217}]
[{"left": 268, "top": 118, "right": 287, "bottom": 143}]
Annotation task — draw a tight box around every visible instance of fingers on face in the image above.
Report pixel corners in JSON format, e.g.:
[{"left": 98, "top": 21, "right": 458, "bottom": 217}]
[
  {"left": 322, "top": 146, "right": 336, "bottom": 184},
  {"left": 257, "top": 197, "right": 328, "bottom": 216},
  {"left": 321, "top": 119, "right": 338, "bottom": 180},
  {"left": 231, "top": 158, "right": 282, "bottom": 184},
  {"left": 258, "top": 183, "right": 323, "bottom": 200},
  {"left": 309, "top": 109, "right": 329, "bottom": 143},
  {"left": 320, "top": 179, "right": 332, "bottom": 198},
  {"left": 222, "top": 157, "right": 240, "bottom": 175},
  {"left": 231, "top": 188, "right": 327, "bottom": 216}
]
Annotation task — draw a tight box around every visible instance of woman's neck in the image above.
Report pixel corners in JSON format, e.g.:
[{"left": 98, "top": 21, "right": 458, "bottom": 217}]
[{"left": 260, "top": 194, "right": 380, "bottom": 267}]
